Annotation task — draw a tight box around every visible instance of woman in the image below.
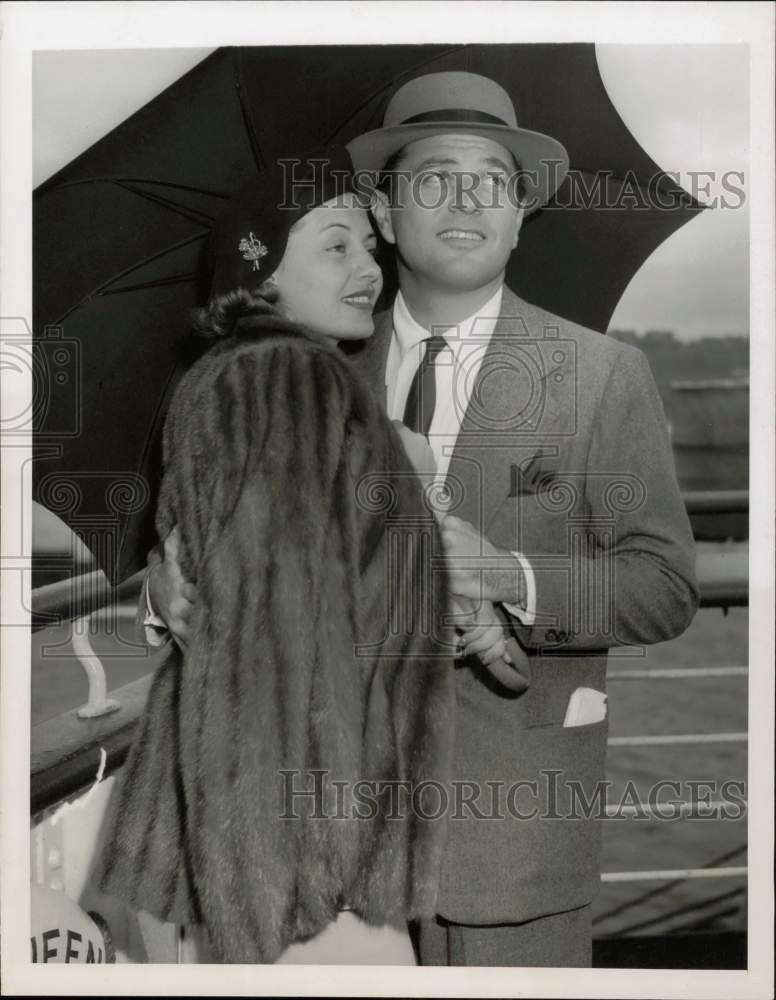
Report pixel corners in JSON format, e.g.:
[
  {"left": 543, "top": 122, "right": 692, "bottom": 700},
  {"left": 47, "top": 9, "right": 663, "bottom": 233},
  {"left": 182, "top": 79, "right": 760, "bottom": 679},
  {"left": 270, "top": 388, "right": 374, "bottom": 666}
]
[{"left": 96, "top": 147, "right": 521, "bottom": 964}]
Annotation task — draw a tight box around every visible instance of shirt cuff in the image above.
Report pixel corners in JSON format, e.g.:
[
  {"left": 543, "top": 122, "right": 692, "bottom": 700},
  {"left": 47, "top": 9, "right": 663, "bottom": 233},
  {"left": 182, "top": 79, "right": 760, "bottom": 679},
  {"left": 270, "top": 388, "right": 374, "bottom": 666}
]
[
  {"left": 142, "top": 573, "right": 169, "bottom": 647},
  {"left": 502, "top": 551, "right": 536, "bottom": 627}
]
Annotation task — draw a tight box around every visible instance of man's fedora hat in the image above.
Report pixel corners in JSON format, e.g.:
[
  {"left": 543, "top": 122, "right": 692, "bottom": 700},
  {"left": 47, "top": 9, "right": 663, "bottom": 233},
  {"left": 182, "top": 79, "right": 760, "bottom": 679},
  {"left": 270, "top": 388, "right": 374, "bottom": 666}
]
[{"left": 347, "top": 71, "right": 569, "bottom": 213}]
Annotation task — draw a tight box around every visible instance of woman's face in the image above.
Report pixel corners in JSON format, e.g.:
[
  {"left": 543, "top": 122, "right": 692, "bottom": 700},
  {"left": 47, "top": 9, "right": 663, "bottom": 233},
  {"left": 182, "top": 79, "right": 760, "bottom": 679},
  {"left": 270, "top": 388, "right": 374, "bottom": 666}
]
[{"left": 272, "top": 194, "right": 383, "bottom": 341}]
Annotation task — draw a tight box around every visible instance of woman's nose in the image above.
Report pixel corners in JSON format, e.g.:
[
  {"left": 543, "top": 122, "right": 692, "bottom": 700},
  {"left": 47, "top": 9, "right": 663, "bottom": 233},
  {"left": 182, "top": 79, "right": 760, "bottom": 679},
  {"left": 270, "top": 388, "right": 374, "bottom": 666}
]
[{"left": 354, "top": 252, "right": 381, "bottom": 283}]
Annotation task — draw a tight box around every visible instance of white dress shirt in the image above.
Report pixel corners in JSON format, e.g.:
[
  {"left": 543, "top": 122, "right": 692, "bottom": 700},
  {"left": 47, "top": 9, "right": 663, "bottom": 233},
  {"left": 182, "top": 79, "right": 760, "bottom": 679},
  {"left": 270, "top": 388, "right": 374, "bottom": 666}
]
[{"left": 386, "top": 288, "right": 536, "bottom": 625}]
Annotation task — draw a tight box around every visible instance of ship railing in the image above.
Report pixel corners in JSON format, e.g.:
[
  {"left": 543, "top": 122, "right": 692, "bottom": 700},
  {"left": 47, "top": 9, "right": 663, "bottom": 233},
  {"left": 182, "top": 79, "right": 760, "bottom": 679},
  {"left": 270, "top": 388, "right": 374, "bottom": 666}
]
[{"left": 29, "top": 490, "right": 750, "bottom": 962}]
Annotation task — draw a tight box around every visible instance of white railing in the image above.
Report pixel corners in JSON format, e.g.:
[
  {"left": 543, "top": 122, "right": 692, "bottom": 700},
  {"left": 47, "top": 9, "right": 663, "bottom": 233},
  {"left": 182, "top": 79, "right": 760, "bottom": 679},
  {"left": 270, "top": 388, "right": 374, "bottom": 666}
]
[{"left": 599, "top": 658, "right": 747, "bottom": 887}]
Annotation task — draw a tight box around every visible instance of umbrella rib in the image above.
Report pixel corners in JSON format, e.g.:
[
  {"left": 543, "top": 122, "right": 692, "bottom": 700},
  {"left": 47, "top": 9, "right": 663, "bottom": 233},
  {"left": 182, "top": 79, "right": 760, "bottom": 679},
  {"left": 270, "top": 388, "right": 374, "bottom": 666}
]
[
  {"left": 111, "top": 180, "right": 219, "bottom": 226},
  {"left": 49, "top": 230, "right": 209, "bottom": 327},
  {"left": 99, "top": 273, "right": 198, "bottom": 296},
  {"left": 118, "top": 356, "right": 183, "bottom": 574},
  {"left": 43, "top": 177, "right": 231, "bottom": 199},
  {"left": 233, "top": 48, "right": 266, "bottom": 173}
]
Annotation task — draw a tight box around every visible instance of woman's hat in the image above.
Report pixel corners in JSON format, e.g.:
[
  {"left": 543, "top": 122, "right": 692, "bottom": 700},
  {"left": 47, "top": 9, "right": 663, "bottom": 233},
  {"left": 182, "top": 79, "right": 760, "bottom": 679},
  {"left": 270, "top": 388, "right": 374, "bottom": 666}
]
[
  {"left": 346, "top": 72, "right": 568, "bottom": 213},
  {"left": 209, "top": 145, "right": 362, "bottom": 298}
]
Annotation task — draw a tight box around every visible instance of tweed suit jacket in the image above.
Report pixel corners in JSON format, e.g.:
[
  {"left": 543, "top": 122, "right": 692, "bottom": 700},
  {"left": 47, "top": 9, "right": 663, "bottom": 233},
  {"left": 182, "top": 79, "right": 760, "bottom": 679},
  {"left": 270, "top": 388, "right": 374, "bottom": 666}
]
[{"left": 348, "top": 286, "right": 699, "bottom": 926}]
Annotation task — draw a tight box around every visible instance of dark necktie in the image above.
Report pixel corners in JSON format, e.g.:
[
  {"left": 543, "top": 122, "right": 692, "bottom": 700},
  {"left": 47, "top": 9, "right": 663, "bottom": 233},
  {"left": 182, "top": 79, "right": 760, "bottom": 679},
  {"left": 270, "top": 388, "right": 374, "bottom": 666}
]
[{"left": 402, "top": 335, "right": 448, "bottom": 437}]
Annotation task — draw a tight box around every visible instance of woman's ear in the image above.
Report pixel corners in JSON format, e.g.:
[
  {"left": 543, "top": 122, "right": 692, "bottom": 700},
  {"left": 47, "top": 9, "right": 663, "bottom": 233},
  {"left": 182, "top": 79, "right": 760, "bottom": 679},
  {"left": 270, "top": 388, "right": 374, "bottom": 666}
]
[{"left": 370, "top": 189, "right": 396, "bottom": 246}]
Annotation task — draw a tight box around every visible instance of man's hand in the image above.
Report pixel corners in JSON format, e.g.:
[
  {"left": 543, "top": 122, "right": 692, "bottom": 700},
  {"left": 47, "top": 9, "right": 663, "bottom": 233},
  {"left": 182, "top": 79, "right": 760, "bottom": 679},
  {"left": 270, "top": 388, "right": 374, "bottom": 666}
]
[
  {"left": 441, "top": 515, "right": 525, "bottom": 605},
  {"left": 147, "top": 527, "right": 198, "bottom": 649}
]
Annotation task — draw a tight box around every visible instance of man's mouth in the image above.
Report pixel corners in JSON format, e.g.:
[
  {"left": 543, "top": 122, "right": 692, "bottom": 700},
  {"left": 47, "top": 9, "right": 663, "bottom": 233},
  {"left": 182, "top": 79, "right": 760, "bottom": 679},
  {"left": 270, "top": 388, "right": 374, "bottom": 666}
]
[{"left": 438, "top": 229, "right": 486, "bottom": 243}]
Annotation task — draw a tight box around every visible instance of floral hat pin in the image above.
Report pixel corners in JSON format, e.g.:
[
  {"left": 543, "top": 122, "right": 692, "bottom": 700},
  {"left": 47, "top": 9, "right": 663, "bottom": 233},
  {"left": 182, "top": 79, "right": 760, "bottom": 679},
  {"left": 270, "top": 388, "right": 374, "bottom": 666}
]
[{"left": 238, "top": 232, "right": 269, "bottom": 271}]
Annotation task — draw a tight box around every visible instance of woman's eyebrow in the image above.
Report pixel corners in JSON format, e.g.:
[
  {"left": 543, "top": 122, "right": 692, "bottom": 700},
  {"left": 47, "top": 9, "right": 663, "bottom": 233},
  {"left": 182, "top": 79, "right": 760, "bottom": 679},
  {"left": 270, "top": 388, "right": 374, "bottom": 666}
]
[{"left": 319, "top": 221, "right": 351, "bottom": 232}]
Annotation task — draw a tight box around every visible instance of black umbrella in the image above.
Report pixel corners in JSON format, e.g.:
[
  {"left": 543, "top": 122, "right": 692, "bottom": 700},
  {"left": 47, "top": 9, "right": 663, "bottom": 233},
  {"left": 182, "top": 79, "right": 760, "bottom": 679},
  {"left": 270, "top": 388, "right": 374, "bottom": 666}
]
[{"left": 33, "top": 44, "right": 699, "bottom": 583}]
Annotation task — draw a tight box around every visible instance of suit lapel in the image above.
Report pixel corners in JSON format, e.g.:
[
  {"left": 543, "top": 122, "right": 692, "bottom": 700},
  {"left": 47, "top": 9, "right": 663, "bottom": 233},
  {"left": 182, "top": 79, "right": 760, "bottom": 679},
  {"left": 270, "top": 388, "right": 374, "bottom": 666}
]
[
  {"left": 351, "top": 290, "right": 563, "bottom": 533},
  {"left": 445, "top": 288, "right": 553, "bottom": 528}
]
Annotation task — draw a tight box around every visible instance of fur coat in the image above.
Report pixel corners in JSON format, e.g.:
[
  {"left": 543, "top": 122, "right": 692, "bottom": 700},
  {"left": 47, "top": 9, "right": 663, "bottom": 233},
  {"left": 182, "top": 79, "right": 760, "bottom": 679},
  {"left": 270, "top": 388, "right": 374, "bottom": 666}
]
[{"left": 96, "top": 316, "right": 455, "bottom": 963}]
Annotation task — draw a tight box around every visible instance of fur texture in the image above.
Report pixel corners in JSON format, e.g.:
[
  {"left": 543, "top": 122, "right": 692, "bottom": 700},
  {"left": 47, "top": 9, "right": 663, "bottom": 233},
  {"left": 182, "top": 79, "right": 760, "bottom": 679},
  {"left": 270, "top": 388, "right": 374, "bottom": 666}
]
[{"left": 96, "top": 317, "right": 455, "bottom": 962}]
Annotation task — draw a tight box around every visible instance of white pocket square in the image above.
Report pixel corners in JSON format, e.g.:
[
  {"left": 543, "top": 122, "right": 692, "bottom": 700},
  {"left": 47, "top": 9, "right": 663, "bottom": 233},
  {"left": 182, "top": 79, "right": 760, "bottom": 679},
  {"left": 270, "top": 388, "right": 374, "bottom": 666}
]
[{"left": 563, "top": 687, "right": 607, "bottom": 727}]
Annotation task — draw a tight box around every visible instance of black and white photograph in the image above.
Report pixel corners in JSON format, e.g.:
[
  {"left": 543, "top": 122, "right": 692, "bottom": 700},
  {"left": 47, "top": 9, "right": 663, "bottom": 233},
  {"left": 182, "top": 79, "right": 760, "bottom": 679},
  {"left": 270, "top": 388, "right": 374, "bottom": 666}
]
[{"left": 1, "top": 2, "right": 773, "bottom": 996}]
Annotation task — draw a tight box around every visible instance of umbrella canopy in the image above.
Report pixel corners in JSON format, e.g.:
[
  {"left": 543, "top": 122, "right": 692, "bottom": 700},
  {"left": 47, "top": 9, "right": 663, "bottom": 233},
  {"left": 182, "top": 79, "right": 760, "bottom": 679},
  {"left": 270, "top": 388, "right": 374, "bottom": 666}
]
[{"left": 33, "top": 44, "right": 700, "bottom": 583}]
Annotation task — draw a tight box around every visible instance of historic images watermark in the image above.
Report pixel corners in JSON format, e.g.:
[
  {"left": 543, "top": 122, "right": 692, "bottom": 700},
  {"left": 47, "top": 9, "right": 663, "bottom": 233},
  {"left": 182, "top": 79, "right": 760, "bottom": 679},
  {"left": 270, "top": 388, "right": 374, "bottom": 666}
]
[
  {"left": 277, "top": 156, "right": 747, "bottom": 214},
  {"left": 279, "top": 769, "right": 747, "bottom": 823}
]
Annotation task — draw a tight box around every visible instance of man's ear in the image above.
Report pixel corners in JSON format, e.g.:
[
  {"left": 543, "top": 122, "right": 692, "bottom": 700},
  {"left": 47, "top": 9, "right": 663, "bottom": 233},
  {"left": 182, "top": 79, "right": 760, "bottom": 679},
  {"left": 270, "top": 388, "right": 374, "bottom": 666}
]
[
  {"left": 370, "top": 188, "right": 396, "bottom": 246},
  {"left": 511, "top": 205, "right": 525, "bottom": 251}
]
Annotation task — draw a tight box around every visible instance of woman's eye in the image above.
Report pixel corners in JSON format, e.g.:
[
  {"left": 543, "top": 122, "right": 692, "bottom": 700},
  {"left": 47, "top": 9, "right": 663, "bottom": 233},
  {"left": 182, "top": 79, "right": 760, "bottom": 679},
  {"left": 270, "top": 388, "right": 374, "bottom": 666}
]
[{"left": 327, "top": 242, "right": 347, "bottom": 253}]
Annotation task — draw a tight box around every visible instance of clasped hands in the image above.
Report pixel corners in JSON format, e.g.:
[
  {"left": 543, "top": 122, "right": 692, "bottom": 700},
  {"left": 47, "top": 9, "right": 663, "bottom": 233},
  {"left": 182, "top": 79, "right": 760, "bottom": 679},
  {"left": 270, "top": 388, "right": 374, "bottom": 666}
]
[
  {"left": 440, "top": 516, "right": 529, "bottom": 685},
  {"left": 149, "top": 520, "right": 521, "bottom": 666},
  {"left": 149, "top": 517, "right": 529, "bottom": 690},
  {"left": 150, "top": 426, "right": 528, "bottom": 687}
]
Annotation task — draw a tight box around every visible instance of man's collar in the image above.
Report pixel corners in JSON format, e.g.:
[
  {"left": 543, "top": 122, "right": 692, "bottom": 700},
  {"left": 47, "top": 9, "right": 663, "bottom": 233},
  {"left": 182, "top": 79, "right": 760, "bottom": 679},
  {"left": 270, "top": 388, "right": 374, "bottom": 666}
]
[{"left": 391, "top": 285, "right": 504, "bottom": 356}]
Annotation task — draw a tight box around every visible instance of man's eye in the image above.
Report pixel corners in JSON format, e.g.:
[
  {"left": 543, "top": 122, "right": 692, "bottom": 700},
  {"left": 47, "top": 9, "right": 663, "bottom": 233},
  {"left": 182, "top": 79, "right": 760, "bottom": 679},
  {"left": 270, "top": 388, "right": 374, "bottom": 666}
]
[
  {"left": 418, "top": 170, "right": 450, "bottom": 184},
  {"left": 486, "top": 173, "right": 507, "bottom": 188}
]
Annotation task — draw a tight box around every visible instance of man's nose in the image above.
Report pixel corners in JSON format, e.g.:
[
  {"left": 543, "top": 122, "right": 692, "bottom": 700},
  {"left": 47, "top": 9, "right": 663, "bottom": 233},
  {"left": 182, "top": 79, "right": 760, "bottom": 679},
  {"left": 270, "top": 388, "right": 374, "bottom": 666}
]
[{"left": 449, "top": 183, "right": 483, "bottom": 215}]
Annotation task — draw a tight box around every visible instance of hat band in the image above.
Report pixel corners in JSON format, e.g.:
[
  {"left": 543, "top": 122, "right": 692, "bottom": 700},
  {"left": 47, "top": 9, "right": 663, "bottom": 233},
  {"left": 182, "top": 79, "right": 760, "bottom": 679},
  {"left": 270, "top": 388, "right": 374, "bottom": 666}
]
[{"left": 401, "top": 108, "right": 510, "bottom": 127}]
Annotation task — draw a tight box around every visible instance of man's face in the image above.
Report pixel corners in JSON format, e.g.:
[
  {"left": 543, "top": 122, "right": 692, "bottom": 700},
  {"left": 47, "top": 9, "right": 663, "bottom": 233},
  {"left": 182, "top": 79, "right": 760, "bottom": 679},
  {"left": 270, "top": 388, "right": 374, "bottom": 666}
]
[{"left": 373, "top": 133, "right": 524, "bottom": 293}]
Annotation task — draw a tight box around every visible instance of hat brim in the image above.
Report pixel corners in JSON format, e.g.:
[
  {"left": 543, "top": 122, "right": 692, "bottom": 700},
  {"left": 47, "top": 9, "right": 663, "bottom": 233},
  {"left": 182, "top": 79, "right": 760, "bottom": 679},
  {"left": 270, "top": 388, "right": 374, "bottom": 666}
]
[{"left": 347, "top": 123, "right": 568, "bottom": 215}]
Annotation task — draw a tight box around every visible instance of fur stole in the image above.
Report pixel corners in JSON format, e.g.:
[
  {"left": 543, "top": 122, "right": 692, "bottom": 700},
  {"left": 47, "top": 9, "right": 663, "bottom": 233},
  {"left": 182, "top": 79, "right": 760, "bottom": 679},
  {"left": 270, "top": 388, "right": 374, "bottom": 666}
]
[{"left": 96, "top": 320, "right": 455, "bottom": 962}]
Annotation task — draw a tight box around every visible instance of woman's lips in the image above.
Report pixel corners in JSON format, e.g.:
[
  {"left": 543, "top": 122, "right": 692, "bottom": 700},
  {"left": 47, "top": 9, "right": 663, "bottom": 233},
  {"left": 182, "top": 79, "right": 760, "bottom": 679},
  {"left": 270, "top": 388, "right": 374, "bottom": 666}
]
[{"left": 341, "top": 292, "right": 374, "bottom": 310}]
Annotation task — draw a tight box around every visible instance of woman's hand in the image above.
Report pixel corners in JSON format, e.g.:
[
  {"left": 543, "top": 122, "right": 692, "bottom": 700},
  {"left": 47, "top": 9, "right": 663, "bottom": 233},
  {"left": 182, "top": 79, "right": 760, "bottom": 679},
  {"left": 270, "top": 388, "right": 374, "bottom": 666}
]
[
  {"left": 453, "top": 596, "right": 511, "bottom": 666},
  {"left": 148, "top": 527, "right": 198, "bottom": 649},
  {"left": 452, "top": 596, "right": 531, "bottom": 693}
]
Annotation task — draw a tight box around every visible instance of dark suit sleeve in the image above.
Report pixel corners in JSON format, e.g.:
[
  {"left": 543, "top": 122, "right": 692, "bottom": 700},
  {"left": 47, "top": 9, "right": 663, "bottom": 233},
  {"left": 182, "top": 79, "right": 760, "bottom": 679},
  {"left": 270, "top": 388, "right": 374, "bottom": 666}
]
[{"left": 515, "top": 345, "right": 699, "bottom": 651}]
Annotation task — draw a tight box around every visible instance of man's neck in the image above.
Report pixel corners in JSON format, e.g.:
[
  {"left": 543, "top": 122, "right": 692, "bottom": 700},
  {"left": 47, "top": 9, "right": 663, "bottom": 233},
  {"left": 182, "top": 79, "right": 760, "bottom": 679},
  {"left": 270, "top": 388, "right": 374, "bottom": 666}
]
[{"left": 397, "top": 269, "right": 504, "bottom": 332}]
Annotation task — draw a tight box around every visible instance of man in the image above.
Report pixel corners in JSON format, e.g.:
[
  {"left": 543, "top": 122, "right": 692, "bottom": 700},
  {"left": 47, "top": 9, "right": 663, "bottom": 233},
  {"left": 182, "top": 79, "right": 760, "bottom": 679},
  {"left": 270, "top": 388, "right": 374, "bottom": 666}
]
[
  {"left": 342, "top": 71, "right": 699, "bottom": 967},
  {"left": 149, "top": 71, "right": 699, "bottom": 967}
]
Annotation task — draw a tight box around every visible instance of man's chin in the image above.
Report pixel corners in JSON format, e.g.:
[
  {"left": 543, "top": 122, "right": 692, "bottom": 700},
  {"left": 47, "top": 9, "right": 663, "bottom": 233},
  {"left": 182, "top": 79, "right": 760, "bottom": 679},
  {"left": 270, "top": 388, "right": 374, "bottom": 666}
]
[{"left": 433, "top": 262, "right": 506, "bottom": 293}]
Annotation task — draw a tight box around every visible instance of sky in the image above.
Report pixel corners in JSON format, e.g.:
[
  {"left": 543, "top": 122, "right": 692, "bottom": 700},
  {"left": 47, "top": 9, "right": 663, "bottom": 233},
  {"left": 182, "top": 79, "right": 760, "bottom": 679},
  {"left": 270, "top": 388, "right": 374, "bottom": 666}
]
[
  {"left": 597, "top": 45, "right": 749, "bottom": 340},
  {"left": 33, "top": 44, "right": 749, "bottom": 341}
]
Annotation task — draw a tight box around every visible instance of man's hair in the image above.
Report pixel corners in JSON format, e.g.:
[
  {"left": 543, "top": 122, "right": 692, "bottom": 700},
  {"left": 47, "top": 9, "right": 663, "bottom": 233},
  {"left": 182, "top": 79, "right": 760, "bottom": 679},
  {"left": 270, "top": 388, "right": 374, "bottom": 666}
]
[{"left": 378, "top": 141, "right": 528, "bottom": 207}]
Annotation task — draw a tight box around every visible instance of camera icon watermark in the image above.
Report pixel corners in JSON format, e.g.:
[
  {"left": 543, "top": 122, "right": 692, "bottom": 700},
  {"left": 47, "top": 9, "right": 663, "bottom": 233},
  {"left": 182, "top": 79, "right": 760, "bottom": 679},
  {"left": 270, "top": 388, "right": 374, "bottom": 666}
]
[
  {"left": 1, "top": 319, "right": 81, "bottom": 438},
  {"left": 400, "top": 318, "right": 579, "bottom": 438}
]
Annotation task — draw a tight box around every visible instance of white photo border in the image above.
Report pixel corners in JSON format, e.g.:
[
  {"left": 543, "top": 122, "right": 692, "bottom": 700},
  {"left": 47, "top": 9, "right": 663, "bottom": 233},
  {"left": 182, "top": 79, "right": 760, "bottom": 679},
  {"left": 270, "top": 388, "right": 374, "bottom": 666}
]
[{"left": 2, "top": 2, "right": 773, "bottom": 997}]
